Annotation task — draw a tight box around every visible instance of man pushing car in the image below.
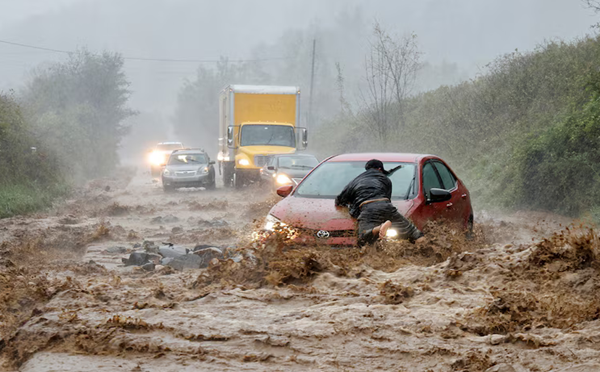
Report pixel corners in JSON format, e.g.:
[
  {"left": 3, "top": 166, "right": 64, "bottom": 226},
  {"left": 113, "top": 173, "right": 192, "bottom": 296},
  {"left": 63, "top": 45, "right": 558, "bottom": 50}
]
[{"left": 335, "top": 159, "right": 425, "bottom": 246}]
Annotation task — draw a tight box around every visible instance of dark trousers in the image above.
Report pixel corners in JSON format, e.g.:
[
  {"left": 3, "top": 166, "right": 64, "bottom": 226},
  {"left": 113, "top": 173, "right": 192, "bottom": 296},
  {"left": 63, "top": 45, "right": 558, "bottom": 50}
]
[{"left": 357, "top": 201, "right": 423, "bottom": 246}]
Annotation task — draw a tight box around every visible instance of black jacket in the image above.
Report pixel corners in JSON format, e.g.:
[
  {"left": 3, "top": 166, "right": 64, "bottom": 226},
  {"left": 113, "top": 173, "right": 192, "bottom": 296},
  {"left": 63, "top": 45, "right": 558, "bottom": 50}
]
[{"left": 335, "top": 169, "right": 392, "bottom": 219}]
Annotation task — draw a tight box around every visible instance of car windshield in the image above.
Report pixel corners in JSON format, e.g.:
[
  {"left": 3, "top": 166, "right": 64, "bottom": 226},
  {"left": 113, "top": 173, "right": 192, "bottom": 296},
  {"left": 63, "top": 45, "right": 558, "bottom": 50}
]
[
  {"left": 295, "top": 161, "right": 416, "bottom": 199},
  {"left": 278, "top": 156, "right": 318, "bottom": 169},
  {"left": 157, "top": 143, "right": 182, "bottom": 151},
  {"left": 240, "top": 125, "right": 295, "bottom": 147},
  {"left": 168, "top": 153, "right": 207, "bottom": 165}
]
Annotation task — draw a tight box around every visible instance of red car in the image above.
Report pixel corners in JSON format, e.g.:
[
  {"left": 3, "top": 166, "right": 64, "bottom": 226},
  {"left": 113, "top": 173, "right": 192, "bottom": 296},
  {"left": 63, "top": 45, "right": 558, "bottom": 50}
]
[{"left": 264, "top": 153, "right": 473, "bottom": 246}]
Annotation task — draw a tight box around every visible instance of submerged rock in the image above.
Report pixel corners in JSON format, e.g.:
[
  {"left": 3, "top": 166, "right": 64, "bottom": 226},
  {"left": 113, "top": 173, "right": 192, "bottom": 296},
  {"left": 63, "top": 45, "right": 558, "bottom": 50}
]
[
  {"left": 142, "top": 262, "right": 155, "bottom": 272},
  {"left": 166, "top": 254, "right": 204, "bottom": 270},
  {"left": 159, "top": 244, "right": 189, "bottom": 258},
  {"left": 122, "top": 252, "right": 162, "bottom": 266},
  {"left": 194, "top": 247, "right": 224, "bottom": 267}
]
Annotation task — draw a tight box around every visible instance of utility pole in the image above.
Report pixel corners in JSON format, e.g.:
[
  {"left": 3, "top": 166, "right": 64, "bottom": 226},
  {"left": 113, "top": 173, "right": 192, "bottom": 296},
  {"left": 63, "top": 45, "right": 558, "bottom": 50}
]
[{"left": 308, "top": 38, "right": 316, "bottom": 130}]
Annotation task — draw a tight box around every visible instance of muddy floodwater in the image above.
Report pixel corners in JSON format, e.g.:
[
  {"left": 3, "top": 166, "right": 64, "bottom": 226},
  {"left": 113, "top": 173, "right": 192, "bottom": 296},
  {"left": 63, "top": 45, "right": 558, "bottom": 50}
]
[{"left": 1, "top": 170, "right": 599, "bottom": 371}]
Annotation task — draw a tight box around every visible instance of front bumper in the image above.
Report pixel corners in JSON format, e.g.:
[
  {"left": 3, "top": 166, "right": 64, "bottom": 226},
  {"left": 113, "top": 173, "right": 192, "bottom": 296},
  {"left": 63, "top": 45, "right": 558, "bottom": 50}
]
[{"left": 162, "top": 173, "right": 211, "bottom": 186}]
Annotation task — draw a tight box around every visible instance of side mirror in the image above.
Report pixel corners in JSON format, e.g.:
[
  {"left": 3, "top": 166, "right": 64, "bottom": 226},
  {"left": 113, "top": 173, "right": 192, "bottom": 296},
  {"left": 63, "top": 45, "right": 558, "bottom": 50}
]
[
  {"left": 427, "top": 188, "right": 452, "bottom": 204},
  {"left": 302, "top": 128, "right": 308, "bottom": 148},
  {"left": 276, "top": 185, "right": 293, "bottom": 198},
  {"left": 267, "top": 166, "right": 275, "bottom": 171},
  {"left": 227, "top": 126, "right": 234, "bottom": 148},
  {"left": 209, "top": 160, "right": 215, "bottom": 165}
]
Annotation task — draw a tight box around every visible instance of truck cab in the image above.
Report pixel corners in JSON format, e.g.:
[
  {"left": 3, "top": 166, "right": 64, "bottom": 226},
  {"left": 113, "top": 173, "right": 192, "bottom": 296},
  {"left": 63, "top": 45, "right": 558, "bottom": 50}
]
[{"left": 218, "top": 85, "right": 308, "bottom": 188}]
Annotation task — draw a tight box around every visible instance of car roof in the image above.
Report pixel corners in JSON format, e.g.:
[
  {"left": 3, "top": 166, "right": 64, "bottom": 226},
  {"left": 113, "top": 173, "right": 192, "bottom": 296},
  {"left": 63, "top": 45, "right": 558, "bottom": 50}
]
[{"left": 328, "top": 152, "right": 436, "bottom": 163}]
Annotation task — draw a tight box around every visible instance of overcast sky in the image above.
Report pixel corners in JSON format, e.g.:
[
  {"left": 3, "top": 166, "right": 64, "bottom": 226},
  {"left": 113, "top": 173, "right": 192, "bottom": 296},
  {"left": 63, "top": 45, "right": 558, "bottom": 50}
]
[{"left": 0, "top": 0, "right": 597, "bottom": 112}]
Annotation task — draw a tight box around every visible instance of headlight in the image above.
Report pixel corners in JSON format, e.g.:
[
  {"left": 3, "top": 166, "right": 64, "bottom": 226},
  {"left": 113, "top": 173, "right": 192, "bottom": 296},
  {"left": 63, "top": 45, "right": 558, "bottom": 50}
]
[
  {"left": 149, "top": 152, "right": 165, "bottom": 166},
  {"left": 163, "top": 169, "right": 171, "bottom": 176},
  {"left": 238, "top": 158, "right": 250, "bottom": 166},
  {"left": 276, "top": 174, "right": 292, "bottom": 185},
  {"left": 264, "top": 214, "right": 286, "bottom": 231},
  {"left": 386, "top": 229, "right": 398, "bottom": 238},
  {"left": 202, "top": 166, "right": 209, "bottom": 173}
]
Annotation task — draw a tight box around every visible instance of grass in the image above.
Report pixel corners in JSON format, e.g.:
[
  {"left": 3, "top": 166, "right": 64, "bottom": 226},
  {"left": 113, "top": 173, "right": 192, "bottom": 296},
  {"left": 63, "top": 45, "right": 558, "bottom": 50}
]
[{"left": 0, "top": 183, "right": 68, "bottom": 218}]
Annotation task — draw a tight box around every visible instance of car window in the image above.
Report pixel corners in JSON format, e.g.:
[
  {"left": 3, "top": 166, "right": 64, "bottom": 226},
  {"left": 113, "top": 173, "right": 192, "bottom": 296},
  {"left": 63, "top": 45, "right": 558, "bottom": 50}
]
[
  {"left": 422, "top": 162, "right": 442, "bottom": 199},
  {"left": 168, "top": 153, "right": 207, "bottom": 165},
  {"left": 267, "top": 156, "right": 275, "bottom": 166},
  {"left": 433, "top": 161, "right": 457, "bottom": 190},
  {"left": 295, "top": 161, "right": 416, "bottom": 199}
]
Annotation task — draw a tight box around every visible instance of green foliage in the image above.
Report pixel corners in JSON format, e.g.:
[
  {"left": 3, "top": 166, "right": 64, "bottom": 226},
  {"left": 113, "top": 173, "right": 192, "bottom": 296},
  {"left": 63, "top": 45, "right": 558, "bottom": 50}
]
[
  {"left": 0, "top": 184, "right": 67, "bottom": 219},
  {"left": 23, "top": 49, "right": 135, "bottom": 181},
  {"left": 511, "top": 73, "right": 600, "bottom": 215},
  {"left": 314, "top": 35, "right": 600, "bottom": 216},
  {"left": 0, "top": 49, "right": 134, "bottom": 218}
]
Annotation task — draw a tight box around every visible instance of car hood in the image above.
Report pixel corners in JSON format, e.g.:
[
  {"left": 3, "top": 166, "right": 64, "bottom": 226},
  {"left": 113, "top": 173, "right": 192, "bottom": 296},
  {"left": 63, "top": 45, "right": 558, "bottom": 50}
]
[{"left": 269, "top": 196, "right": 415, "bottom": 231}]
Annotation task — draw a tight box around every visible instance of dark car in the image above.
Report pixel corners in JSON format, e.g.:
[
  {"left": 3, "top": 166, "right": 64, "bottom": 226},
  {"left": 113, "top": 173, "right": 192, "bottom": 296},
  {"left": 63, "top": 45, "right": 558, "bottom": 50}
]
[
  {"left": 161, "top": 149, "right": 216, "bottom": 192},
  {"left": 264, "top": 152, "right": 473, "bottom": 246},
  {"left": 260, "top": 153, "right": 319, "bottom": 188}
]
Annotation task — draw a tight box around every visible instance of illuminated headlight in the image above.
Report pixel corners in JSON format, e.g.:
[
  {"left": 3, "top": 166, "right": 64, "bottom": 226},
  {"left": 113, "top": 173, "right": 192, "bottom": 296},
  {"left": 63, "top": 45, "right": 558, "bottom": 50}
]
[
  {"left": 149, "top": 152, "right": 165, "bottom": 166},
  {"left": 202, "top": 166, "right": 209, "bottom": 173},
  {"left": 238, "top": 158, "right": 250, "bottom": 166},
  {"left": 276, "top": 174, "right": 292, "bottom": 185},
  {"left": 386, "top": 229, "right": 398, "bottom": 238},
  {"left": 163, "top": 169, "right": 171, "bottom": 176},
  {"left": 264, "top": 214, "right": 286, "bottom": 231},
  {"left": 217, "top": 153, "right": 230, "bottom": 161}
]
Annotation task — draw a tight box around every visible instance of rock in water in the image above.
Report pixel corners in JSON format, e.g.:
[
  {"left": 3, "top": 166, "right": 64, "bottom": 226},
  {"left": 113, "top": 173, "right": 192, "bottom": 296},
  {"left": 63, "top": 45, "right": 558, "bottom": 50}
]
[
  {"left": 121, "top": 251, "right": 161, "bottom": 266},
  {"left": 166, "top": 254, "right": 204, "bottom": 270},
  {"left": 122, "top": 252, "right": 149, "bottom": 266},
  {"left": 142, "top": 262, "right": 155, "bottom": 272},
  {"left": 193, "top": 247, "right": 224, "bottom": 267},
  {"left": 159, "top": 245, "right": 189, "bottom": 258}
]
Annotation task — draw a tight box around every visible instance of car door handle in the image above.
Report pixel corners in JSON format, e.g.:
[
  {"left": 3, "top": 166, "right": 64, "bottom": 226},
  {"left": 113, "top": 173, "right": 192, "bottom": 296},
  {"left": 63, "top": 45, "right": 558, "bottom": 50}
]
[
  {"left": 446, "top": 203, "right": 453, "bottom": 208},
  {"left": 461, "top": 194, "right": 467, "bottom": 199}
]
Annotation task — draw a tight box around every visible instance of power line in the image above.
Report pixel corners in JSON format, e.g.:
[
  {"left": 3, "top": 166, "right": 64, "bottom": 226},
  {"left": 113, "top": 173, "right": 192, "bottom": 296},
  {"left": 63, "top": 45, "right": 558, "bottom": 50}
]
[{"left": 0, "top": 39, "right": 286, "bottom": 63}]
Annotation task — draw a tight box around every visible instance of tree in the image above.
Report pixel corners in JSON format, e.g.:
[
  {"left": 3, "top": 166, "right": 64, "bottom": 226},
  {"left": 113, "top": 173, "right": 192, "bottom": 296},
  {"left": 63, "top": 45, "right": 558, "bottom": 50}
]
[
  {"left": 22, "top": 49, "right": 134, "bottom": 180},
  {"left": 361, "top": 22, "right": 422, "bottom": 140}
]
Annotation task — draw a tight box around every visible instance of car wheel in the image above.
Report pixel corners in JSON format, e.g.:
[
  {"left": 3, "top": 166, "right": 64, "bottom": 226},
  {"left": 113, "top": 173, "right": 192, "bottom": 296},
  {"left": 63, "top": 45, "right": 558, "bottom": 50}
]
[
  {"left": 465, "top": 216, "right": 474, "bottom": 240},
  {"left": 234, "top": 172, "right": 244, "bottom": 189},
  {"left": 223, "top": 167, "right": 233, "bottom": 188},
  {"left": 206, "top": 177, "right": 216, "bottom": 190}
]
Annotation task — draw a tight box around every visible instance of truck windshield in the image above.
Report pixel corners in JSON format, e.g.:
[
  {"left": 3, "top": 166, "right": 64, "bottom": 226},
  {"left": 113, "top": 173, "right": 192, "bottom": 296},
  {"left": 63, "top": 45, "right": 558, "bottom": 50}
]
[{"left": 240, "top": 125, "right": 295, "bottom": 147}]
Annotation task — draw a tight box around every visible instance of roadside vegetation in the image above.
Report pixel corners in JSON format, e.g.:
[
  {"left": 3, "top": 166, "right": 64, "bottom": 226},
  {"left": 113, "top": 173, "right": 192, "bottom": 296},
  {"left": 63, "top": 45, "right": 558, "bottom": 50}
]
[
  {"left": 0, "top": 50, "right": 134, "bottom": 218},
  {"left": 313, "top": 33, "right": 600, "bottom": 219}
]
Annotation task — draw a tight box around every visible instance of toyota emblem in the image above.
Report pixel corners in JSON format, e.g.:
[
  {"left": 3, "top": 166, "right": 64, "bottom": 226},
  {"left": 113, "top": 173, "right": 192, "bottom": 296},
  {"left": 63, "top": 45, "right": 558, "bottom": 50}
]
[{"left": 316, "top": 230, "right": 330, "bottom": 239}]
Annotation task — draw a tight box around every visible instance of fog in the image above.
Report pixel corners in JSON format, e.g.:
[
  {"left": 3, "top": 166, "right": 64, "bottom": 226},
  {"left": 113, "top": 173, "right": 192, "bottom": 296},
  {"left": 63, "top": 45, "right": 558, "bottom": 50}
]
[{"left": 0, "top": 0, "right": 596, "bottom": 159}]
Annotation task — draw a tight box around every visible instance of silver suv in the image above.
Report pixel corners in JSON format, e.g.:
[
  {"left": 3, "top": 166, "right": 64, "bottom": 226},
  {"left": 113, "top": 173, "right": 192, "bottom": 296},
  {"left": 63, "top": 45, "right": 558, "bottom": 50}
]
[{"left": 162, "top": 149, "right": 216, "bottom": 191}]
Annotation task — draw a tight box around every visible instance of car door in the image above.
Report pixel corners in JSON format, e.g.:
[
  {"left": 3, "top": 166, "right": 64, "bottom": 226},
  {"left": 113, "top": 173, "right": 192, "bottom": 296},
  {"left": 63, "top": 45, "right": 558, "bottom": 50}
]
[
  {"left": 419, "top": 160, "right": 452, "bottom": 223},
  {"left": 432, "top": 160, "right": 469, "bottom": 225}
]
